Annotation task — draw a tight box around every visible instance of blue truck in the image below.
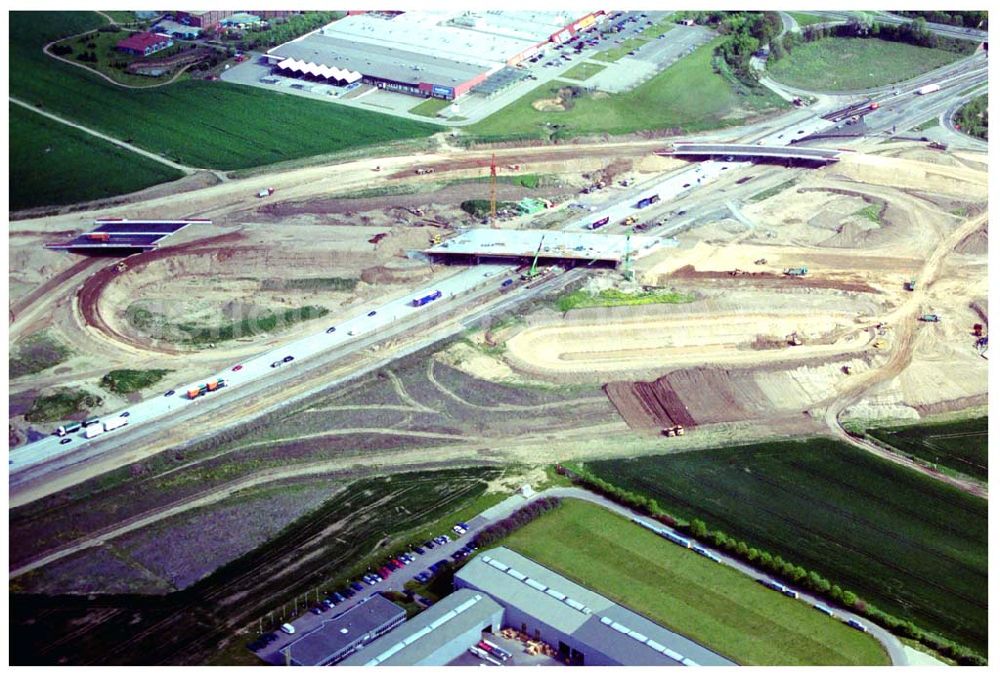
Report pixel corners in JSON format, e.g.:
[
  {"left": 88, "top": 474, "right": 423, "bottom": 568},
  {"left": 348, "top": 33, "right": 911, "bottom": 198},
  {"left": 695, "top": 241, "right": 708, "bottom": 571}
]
[
  {"left": 412, "top": 290, "right": 442, "bottom": 307},
  {"left": 636, "top": 194, "right": 661, "bottom": 209}
]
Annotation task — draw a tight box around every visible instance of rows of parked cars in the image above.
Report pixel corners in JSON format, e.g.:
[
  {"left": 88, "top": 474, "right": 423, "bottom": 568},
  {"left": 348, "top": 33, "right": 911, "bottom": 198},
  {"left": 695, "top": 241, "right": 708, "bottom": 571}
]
[{"left": 249, "top": 524, "right": 479, "bottom": 653}]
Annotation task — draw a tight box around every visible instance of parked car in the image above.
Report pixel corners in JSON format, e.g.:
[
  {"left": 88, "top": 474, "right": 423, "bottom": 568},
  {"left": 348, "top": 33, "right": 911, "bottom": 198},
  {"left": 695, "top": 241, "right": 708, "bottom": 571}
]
[
  {"left": 414, "top": 546, "right": 425, "bottom": 555},
  {"left": 280, "top": 623, "right": 296, "bottom": 635},
  {"left": 310, "top": 606, "right": 323, "bottom": 615},
  {"left": 423, "top": 540, "right": 436, "bottom": 549},
  {"left": 333, "top": 592, "right": 346, "bottom": 603},
  {"left": 322, "top": 599, "right": 334, "bottom": 609},
  {"left": 344, "top": 586, "right": 358, "bottom": 597}
]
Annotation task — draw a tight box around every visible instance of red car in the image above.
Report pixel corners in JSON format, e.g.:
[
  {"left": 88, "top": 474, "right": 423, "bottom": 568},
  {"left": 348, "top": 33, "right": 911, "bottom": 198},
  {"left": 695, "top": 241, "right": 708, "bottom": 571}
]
[
  {"left": 232, "top": 365, "right": 243, "bottom": 372},
  {"left": 379, "top": 567, "right": 392, "bottom": 578}
]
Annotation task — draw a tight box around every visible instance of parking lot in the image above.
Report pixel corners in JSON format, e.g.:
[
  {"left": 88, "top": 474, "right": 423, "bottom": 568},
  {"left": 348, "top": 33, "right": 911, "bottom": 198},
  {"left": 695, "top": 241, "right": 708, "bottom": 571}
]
[
  {"left": 220, "top": 11, "right": 701, "bottom": 126},
  {"left": 253, "top": 519, "right": 495, "bottom": 664}
]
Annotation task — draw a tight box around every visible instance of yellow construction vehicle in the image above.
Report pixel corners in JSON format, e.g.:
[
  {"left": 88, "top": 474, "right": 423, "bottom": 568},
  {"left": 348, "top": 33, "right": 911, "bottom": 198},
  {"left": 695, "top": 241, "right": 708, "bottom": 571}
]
[
  {"left": 621, "top": 216, "right": 637, "bottom": 226},
  {"left": 872, "top": 338, "right": 887, "bottom": 349}
]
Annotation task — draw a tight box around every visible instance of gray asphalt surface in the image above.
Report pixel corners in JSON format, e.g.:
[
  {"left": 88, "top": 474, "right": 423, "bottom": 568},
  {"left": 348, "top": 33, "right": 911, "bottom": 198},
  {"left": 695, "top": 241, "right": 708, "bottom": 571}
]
[{"left": 256, "top": 486, "right": 907, "bottom": 666}]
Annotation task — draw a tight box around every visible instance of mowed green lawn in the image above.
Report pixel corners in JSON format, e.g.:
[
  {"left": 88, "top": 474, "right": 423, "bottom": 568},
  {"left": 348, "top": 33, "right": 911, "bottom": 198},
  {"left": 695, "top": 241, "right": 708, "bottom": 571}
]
[
  {"left": 586, "top": 439, "right": 988, "bottom": 656},
  {"left": 785, "top": 12, "right": 829, "bottom": 27},
  {"left": 562, "top": 61, "right": 607, "bottom": 81},
  {"left": 10, "top": 103, "right": 185, "bottom": 210},
  {"left": 869, "top": 417, "right": 987, "bottom": 480},
  {"left": 10, "top": 12, "right": 439, "bottom": 171},
  {"left": 769, "top": 37, "right": 966, "bottom": 90},
  {"left": 468, "top": 38, "right": 787, "bottom": 142},
  {"left": 504, "top": 500, "right": 888, "bottom": 665}
]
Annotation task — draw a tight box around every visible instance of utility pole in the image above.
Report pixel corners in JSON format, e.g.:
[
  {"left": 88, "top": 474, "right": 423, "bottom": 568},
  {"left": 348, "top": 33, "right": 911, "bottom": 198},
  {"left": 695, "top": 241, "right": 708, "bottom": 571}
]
[{"left": 489, "top": 153, "right": 498, "bottom": 228}]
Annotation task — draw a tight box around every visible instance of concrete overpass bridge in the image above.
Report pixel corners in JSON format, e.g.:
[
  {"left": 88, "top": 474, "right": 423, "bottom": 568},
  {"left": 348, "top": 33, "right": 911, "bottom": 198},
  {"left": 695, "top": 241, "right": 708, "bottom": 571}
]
[{"left": 663, "top": 143, "right": 841, "bottom": 164}]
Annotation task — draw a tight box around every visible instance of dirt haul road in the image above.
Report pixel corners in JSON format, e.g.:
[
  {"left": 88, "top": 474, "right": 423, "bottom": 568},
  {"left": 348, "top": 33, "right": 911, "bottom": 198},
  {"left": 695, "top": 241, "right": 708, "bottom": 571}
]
[
  {"left": 505, "top": 311, "right": 874, "bottom": 376},
  {"left": 821, "top": 211, "right": 989, "bottom": 498}
]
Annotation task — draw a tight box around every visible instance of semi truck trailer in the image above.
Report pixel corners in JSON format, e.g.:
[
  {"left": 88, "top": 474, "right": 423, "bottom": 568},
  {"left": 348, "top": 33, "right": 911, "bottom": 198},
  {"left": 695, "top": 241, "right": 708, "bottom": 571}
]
[{"left": 187, "top": 377, "right": 228, "bottom": 399}]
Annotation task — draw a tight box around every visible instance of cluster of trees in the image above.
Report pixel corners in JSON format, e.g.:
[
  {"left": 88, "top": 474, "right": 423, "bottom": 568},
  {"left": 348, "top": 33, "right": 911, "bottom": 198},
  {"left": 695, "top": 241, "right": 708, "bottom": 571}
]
[
  {"left": 50, "top": 43, "right": 73, "bottom": 56},
  {"left": 955, "top": 95, "right": 988, "bottom": 140},
  {"left": 771, "top": 15, "right": 977, "bottom": 66},
  {"left": 218, "top": 11, "right": 345, "bottom": 52},
  {"left": 75, "top": 51, "right": 98, "bottom": 63},
  {"left": 896, "top": 11, "right": 987, "bottom": 30},
  {"left": 561, "top": 462, "right": 986, "bottom": 665},
  {"left": 472, "top": 497, "right": 562, "bottom": 549},
  {"left": 678, "top": 12, "right": 782, "bottom": 83},
  {"left": 97, "top": 24, "right": 122, "bottom": 33}
]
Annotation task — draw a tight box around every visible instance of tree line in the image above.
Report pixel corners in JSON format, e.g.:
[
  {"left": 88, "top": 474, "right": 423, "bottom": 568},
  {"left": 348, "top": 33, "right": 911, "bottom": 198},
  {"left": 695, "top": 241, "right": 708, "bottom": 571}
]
[
  {"left": 769, "top": 15, "right": 979, "bottom": 65},
  {"left": 557, "top": 463, "right": 986, "bottom": 665},
  {"left": 472, "top": 496, "right": 562, "bottom": 549}
]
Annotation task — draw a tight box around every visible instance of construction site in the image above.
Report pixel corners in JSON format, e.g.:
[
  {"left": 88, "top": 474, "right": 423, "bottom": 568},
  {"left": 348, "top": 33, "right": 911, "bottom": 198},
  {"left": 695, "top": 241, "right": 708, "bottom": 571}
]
[{"left": 4, "top": 45, "right": 988, "bottom": 671}]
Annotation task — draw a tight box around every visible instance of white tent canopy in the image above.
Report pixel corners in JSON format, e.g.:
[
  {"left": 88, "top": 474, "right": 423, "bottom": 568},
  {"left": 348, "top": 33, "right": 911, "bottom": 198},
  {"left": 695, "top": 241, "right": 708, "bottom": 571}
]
[{"left": 275, "top": 57, "right": 362, "bottom": 84}]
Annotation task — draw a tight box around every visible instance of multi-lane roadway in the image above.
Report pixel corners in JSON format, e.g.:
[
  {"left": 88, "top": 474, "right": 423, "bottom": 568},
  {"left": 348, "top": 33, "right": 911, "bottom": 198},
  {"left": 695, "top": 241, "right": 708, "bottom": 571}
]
[{"left": 11, "top": 40, "right": 987, "bottom": 495}]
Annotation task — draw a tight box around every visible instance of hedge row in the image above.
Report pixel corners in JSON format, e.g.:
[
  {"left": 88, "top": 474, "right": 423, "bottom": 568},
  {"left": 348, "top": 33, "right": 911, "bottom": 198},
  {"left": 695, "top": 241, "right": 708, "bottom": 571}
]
[
  {"left": 473, "top": 496, "right": 562, "bottom": 549},
  {"left": 559, "top": 464, "right": 985, "bottom": 665}
]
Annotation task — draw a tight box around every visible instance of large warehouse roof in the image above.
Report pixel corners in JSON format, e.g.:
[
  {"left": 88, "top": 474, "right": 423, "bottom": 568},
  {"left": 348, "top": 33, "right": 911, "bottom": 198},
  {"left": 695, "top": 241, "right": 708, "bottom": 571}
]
[
  {"left": 424, "top": 228, "right": 663, "bottom": 263},
  {"left": 281, "top": 593, "right": 405, "bottom": 666},
  {"left": 270, "top": 32, "right": 489, "bottom": 88},
  {"left": 320, "top": 11, "right": 552, "bottom": 67},
  {"left": 339, "top": 589, "right": 503, "bottom": 666},
  {"left": 456, "top": 548, "right": 735, "bottom": 667}
]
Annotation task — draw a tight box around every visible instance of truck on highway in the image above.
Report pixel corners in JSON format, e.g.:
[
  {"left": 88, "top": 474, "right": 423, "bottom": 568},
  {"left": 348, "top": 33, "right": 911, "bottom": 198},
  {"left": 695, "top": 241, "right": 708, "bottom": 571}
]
[
  {"left": 84, "top": 423, "right": 104, "bottom": 439},
  {"left": 103, "top": 416, "right": 129, "bottom": 432},
  {"left": 411, "top": 290, "right": 442, "bottom": 307},
  {"left": 917, "top": 83, "right": 941, "bottom": 95},
  {"left": 257, "top": 187, "right": 275, "bottom": 198},
  {"left": 588, "top": 215, "right": 610, "bottom": 230},
  {"left": 636, "top": 194, "right": 660, "bottom": 209},
  {"left": 187, "top": 377, "right": 228, "bottom": 399},
  {"left": 54, "top": 422, "right": 83, "bottom": 437},
  {"left": 783, "top": 267, "right": 808, "bottom": 277},
  {"left": 919, "top": 314, "right": 941, "bottom": 322},
  {"left": 86, "top": 232, "right": 111, "bottom": 242}
]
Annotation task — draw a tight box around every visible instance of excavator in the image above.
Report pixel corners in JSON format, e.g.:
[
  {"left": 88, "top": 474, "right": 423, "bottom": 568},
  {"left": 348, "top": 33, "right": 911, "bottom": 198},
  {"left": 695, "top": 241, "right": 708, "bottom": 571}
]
[{"left": 521, "top": 235, "right": 545, "bottom": 281}]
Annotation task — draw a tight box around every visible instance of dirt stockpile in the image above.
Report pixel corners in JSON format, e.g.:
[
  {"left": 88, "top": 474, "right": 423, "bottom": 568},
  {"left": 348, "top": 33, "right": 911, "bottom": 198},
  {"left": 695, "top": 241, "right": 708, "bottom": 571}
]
[
  {"left": 667, "top": 266, "right": 879, "bottom": 293},
  {"left": 954, "top": 225, "right": 988, "bottom": 255},
  {"left": 831, "top": 153, "right": 988, "bottom": 200}
]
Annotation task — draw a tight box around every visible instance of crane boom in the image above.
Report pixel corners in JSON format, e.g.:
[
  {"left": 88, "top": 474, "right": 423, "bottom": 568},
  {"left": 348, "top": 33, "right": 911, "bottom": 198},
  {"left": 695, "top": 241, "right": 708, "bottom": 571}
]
[{"left": 522, "top": 235, "right": 545, "bottom": 280}]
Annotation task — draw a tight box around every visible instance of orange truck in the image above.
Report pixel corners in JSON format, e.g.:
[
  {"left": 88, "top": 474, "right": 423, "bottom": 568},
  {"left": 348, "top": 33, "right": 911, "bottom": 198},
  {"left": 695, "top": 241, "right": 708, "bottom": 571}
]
[
  {"left": 187, "top": 377, "right": 228, "bottom": 399},
  {"left": 86, "top": 232, "right": 111, "bottom": 242}
]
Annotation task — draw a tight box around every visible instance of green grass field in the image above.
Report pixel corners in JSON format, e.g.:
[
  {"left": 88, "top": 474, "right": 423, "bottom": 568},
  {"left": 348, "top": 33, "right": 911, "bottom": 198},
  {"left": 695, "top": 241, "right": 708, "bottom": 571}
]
[
  {"left": 503, "top": 500, "right": 888, "bottom": 665},
  {"left": 10, "top": 103, "right": 185, "bottom": 210},
  {"left": 562, "top": 61, "right": 607, "bottom": 81},
  {"left": 786, "top": 12, "right": 828, "bottom": 27},
  {"left": 10, "top": 12, "right": 439, "bottom": 171},
  {"left": 557, "top": 288, "right": 696, "bottom": 312},
  {"left": 467, "top": 39, "right": 787, "bottom": 143},
  {"left": 585, "top": 439, "right": 988, "bottom": 655},
  {"left": 769, "top": 37, "right": 966, "bottom": 91},
  {"left": 409, "top": 97, "right": 452, "bottom": 117},
  {"left": 868, "top": 417, "right": 987, "bottom": 480}
]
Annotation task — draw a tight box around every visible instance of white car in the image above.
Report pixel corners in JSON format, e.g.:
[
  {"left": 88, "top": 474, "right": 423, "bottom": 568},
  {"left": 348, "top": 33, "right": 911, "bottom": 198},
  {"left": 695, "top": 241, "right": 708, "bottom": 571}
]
[{"left": 280, "top": 623, "right": 296, "bottom": 635}]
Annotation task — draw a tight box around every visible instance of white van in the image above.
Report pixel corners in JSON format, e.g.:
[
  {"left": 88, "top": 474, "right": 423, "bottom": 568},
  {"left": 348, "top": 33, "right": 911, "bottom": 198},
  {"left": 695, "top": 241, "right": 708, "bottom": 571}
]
[{"left": 280, "top": 623, "right": 296, "bottom": 635}]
